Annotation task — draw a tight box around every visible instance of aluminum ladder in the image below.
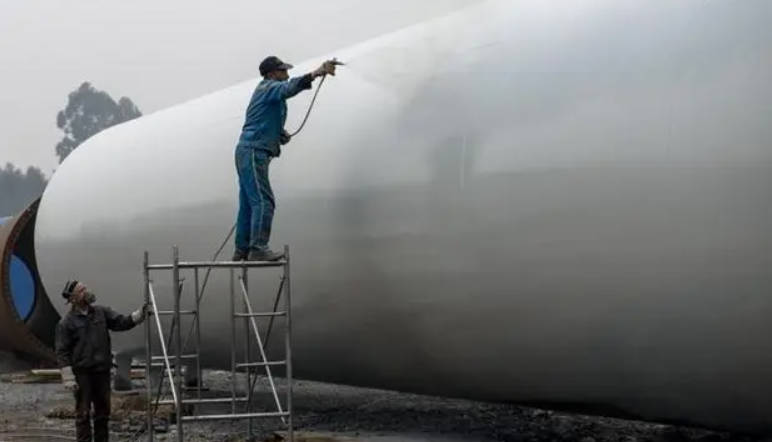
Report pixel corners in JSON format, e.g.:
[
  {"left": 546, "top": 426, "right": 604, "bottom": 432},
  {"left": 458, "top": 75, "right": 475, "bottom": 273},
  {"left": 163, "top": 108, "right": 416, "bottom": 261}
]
[{"left": 142, "top": 245, "right": 293, "bottom": 442}]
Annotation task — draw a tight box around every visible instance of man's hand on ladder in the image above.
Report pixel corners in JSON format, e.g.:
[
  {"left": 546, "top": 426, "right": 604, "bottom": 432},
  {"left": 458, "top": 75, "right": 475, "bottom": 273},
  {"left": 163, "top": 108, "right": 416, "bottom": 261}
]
[{"left": 132, "top": 303, "right": 150, "bottom": 324}]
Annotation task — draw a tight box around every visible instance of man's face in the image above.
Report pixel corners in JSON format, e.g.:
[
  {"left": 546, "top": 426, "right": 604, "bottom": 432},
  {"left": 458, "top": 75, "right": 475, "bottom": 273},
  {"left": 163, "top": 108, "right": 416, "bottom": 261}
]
[
  {"left": 71, "top": 283, "right": 88, "bottom": 305},
  {"left": 71, "top": 283, "right": 95, "bottom": 306},
  {"left": 270, "top": 69, "right": 289, "bottom": 81}
]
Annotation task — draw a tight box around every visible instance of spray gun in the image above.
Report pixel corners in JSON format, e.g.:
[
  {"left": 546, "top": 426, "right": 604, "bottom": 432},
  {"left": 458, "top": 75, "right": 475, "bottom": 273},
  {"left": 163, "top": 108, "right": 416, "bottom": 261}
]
[{"left": 323, "top": 58, "right": 346, "bottom": 76}]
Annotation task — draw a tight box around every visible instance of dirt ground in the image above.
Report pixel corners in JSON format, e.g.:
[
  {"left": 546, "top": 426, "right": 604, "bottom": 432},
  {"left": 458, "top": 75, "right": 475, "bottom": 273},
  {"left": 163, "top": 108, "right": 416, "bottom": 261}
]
[{"left": 0, "top": 360, "right": 767, "bottom": 442}]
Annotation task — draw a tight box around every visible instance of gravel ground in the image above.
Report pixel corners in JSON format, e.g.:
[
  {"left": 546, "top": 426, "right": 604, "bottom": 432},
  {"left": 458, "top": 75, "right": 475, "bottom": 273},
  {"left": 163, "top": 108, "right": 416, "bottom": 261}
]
[{"left": 0, "top": 364, "right": 768, "bottom": 442}]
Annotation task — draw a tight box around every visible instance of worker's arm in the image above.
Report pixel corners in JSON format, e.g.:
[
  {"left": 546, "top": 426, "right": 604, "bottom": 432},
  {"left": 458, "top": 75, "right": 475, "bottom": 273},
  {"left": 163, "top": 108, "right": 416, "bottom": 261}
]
[
  {"left": 55, "top": 322, "right": 78, "bottom": 391},
  {"left": 267, "top": 74, "right": 314, "bottom": 101},
  {"left": 103, "top": 305, "right": 145, "bottom": 331},
  {"left": 54, "top": 321, "right": 73, "bottom": 368},
  {"left": 268, "top": 60, "right": 338, "bottom": 101}
]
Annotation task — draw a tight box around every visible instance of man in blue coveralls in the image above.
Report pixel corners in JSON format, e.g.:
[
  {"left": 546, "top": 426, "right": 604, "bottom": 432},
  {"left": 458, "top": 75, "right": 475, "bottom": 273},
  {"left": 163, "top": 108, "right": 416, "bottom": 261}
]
[{"left": 233, "top": 56, "right": 338, "bottom": 261}]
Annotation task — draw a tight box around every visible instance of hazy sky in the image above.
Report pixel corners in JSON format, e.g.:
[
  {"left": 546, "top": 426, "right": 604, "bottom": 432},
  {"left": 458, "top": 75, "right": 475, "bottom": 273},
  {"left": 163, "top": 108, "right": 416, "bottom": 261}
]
[{"left": 0, "top": 0, "right": 476, "bottom": 176}]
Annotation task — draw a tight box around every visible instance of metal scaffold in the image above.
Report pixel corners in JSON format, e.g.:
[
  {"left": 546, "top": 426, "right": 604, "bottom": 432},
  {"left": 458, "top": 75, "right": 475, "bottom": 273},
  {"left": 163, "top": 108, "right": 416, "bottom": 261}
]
[{"left": 141, "top": 245, "right": 293, "bottom": 442}]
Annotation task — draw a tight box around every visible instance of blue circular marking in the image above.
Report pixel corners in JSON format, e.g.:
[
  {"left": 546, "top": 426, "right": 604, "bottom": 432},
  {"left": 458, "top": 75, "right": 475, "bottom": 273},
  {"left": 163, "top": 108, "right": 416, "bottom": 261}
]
[{"left": 9, "top": 255, "right": 35, "bottom": 321}]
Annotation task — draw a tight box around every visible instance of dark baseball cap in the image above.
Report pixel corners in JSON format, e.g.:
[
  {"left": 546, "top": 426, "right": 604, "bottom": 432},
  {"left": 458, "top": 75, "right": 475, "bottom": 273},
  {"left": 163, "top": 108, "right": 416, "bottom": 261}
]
[
  {"left": 62, "top": 279, "right": 79, "bottom": 301},
  {"left": 259, "top": 56, "right": 294, "bottom": 76}
]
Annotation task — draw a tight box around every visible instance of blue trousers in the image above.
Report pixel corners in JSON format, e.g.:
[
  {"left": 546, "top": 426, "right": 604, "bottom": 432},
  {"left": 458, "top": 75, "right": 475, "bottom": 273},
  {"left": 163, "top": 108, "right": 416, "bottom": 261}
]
[{"left": 234, "top": 146, "right": 275, "bottom": 252}]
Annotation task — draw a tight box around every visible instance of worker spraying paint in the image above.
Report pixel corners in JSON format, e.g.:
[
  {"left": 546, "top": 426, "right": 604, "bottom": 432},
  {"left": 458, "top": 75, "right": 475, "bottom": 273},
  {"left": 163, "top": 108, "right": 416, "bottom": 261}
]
[
  {"left": 232, "top": 56, "right": 342, "bottom": 261},
  {"left": 56, "top": 280, "right": 147, "bottom": 442}
]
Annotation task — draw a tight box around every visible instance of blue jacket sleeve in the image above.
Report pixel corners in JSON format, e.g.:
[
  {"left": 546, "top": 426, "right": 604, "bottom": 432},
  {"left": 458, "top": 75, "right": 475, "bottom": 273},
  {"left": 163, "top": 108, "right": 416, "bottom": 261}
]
[{"left": 266, "top": 74, "right": 314, "bottom": 101}]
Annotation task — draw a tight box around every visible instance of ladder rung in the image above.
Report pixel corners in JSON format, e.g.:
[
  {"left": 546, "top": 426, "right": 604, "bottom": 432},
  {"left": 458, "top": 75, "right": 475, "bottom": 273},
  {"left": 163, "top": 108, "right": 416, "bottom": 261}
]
[
  {"left": 234, "top": 312, "right": 286, "bottom": 318},
  {"left": 158, "top": 397, "right": 249, "bottom": 405},
  {"left": 148, "top": 362, "right": 191, "bottom": 368},
  {"left": 151, "top": 354, "right": 198, "bottom": 361},
  {"left": 182, "top": 411, "right": 289, "bottom": 422},
  {"left": 153, "top": 310, "right": 197, "bottom": 316},
  {"left": 236, "top": 360, "right": 286, "bottom": 369}
]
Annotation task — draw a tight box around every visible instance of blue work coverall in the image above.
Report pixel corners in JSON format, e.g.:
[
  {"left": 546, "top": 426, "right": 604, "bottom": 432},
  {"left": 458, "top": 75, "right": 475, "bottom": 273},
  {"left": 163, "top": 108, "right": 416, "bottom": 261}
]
[{"left": 234, "top": 74, "right": 313, "bottom": 253}]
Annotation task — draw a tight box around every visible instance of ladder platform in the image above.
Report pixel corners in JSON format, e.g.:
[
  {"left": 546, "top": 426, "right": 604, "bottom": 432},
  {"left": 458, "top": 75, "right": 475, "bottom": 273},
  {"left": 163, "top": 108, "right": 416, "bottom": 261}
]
[{"left": 147, "top": 260, "right": 286, "bottom": 271}]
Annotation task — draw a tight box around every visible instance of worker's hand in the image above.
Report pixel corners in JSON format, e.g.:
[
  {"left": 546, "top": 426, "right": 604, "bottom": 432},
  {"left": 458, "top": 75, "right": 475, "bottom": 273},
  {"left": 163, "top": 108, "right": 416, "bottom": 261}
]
[
  {"left": 280, "top": 130, "right": 292, "bottom": 145},
  {"left": 323, "top": 60, "right": 337, "bottom": 76},
  {"left": 131, "top": 304, "right": 148, "bottom": 324},
  {"left": 61, "top": 366, "right": 78, "bottom": 392},
  {"left": 313, "top": 60, "right": 337, "bottom": 78},
  {"left": 64, "top": 379, "right": 78, "bottom": 392}
]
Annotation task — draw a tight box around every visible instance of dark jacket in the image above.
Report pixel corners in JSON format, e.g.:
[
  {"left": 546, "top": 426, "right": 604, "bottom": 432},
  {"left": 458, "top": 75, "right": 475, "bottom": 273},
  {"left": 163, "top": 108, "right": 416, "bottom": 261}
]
[
  {"left": 55, "top": 305, "right": 137, "bottom": 372},
  {"left": 237, "top": 74, "right": 314, "bottom": 157}
]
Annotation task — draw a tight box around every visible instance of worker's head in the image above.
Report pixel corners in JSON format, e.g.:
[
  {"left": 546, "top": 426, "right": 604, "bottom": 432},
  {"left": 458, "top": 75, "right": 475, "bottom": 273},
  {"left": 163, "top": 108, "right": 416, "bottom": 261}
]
[
  {"left": 259, "top": 56, "right": 293, "bottom": 81},
  {"left": 62, "top": 280, "right": 96, "bottom": 307}
]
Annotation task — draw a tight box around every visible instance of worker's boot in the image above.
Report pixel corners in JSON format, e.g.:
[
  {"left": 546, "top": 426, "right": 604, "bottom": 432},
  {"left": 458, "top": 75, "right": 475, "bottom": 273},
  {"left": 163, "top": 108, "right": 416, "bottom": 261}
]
[
  {"left": 231, "top": 249, "right": 247, "bottom": 261},
  {"left": 247, "top": 248, "right": 285, "bottom": 262}
]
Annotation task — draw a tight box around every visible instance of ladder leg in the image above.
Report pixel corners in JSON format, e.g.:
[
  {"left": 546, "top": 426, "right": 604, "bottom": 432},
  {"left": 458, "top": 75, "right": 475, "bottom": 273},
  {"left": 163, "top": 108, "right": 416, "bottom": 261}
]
[
  {"left": 172, "top": 246, "right": 183, "bottom": 442},
  {"left": 230, "top": 268, "right": 237, "bottom": 414},
  {"left": 143, "top": 251, "right": 154, "bottom": 442},
  {"left": 243, "top": 267, "right": 254, "bottom": 439},
  {"left": 284, "top": 245, "right": 294, "bottom": 442},
  {"left": 194, "top": 267, "right": 202, "bottom": 413}
]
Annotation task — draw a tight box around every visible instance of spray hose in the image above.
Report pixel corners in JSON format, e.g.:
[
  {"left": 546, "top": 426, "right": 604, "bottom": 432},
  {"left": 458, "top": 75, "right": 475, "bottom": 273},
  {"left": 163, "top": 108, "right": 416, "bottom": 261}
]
[
  {"left": 290, "top": 57, "right": 344, "bottom": 136},
  {"left": 288, "top": 73, "right": 328, "bottom": 137}
]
